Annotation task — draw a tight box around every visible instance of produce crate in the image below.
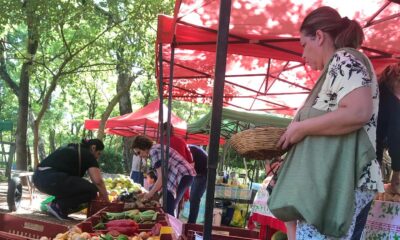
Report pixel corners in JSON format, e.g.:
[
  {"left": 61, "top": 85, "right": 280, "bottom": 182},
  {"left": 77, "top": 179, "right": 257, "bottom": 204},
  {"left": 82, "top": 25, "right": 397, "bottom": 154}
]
[
  {"left": 87, "top": 199, "right": 124, "bottom": 217},
  {"left": 182, "top": 223, "right": 259, "bottom": 240},
  {"left": 0, "top": 213, "right": 68, "bottom": 240},
  {"left": 78, "top": 207, "right": 168, "bottom": 234}
]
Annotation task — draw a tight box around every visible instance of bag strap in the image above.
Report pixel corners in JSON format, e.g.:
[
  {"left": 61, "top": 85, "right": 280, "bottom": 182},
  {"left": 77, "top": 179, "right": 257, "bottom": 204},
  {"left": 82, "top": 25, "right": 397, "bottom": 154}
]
[
  {"left": 78, "top": 143, "right": 82, "bottom": 176},
  {"left": 294, "top": 48, "right": 374, "bottom": 122}
]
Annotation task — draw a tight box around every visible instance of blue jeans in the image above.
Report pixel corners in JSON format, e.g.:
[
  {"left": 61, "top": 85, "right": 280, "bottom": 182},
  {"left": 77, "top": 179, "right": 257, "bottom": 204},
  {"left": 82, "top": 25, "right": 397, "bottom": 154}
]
[
  {"left": 188, "top": 175, "right": 207, "bottom": 223},
  {"left": 166, "top": 175, "right": 194, "bottom": 216},
  {"left": 130, "top": 171, "right": 144, "bottom": 186}
]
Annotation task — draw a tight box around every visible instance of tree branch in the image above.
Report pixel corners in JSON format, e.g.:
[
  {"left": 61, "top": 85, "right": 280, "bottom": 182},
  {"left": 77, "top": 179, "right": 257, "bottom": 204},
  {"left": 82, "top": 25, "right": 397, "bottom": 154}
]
[
  {"left": 59, "top": 62, "right": 116, "bottom": 76},
  {"left": 0, "top": 39, "right": 19, "bottom": 96},
  {"left": 59, "top": 22, "right": 72, "bottom": 57},
  {"left": 97, "top": 74, "right": 136, "bottom": 140}
]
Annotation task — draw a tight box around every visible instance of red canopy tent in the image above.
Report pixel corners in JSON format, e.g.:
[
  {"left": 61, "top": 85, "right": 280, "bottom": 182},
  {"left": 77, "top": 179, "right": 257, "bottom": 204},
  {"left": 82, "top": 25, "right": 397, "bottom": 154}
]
[
  {"left": 156, "top": 0, "right": 400, "bottom": 115},
  {"left": 84, "top": 99, "right": 221, "bottom": 145}
]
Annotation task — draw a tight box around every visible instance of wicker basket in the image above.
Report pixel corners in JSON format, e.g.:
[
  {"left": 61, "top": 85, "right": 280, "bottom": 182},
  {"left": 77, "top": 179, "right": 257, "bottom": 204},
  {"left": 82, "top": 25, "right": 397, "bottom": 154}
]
[{"left": 230, "top": 127, "right": 286, "bottom": 160}]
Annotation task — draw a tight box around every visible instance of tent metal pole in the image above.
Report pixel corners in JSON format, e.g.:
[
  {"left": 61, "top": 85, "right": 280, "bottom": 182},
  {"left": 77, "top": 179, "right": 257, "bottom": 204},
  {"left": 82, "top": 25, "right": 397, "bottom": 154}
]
[
  {"left": 203, "top": 1, "right": 231, "bottom": 239},
  {"left": 158, "top": 43, "right": 168, "bottom": 211},
  {"left": 164, "top": 42, "right": 175, "bottom": 213},
  {"left": 363, "top": 1, "right": 391, "bottom": 28}
]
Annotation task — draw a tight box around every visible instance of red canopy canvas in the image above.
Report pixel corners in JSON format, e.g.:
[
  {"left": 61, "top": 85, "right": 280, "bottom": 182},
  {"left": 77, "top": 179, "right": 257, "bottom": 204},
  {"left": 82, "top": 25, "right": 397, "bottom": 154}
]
[
  {"left": 84, "top": 99, "right": 221, "bottom": 145},
  {"left": 156, "top": 0, "right": 400, "bottom": 115}
]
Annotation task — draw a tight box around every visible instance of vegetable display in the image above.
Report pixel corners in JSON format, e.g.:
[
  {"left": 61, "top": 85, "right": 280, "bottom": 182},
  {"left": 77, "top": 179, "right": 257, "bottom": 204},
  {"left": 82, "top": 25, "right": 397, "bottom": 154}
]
[{"left": 51, "top": 223, "right": 163, "bottom": 240}]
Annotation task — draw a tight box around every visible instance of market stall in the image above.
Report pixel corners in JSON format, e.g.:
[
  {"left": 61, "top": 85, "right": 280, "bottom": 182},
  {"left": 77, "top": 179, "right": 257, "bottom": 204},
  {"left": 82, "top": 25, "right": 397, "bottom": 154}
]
[{"left": 84, "top": 99, "right": 221, "bottom": 146}]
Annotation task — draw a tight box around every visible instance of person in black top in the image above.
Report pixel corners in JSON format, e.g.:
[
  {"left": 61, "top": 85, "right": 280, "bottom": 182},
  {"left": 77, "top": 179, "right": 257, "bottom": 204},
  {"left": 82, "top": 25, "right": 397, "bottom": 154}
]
[
  {"left": 376, "top": 63, "right": 400, "bottom": 193},
  {"left": 33, "top": 139, "right": 109, "bottom": 220},
  {"left": 187, "top": 144, "right": 208, "bottom": 223}
]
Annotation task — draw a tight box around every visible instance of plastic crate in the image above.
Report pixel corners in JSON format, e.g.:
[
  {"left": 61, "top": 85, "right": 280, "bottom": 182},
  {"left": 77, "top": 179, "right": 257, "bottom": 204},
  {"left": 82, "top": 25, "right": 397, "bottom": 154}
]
[
  {"left": 0, "top": 213, "right": 68, "bottom": 240},
  {"left": 87, "top": 199, "right": 124, "bottom": 217},
  {"left": 78, "top": 207, "right": 168, "bottom": 234},
  {"left": 182, "top": 223, "right": 259, "bottom": 240}
]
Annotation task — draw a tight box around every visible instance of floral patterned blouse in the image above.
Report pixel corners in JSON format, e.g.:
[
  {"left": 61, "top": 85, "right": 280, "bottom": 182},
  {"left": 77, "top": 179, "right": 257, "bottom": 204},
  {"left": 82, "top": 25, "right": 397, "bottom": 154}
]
[{"left": 312, "top": 50, "right": 384, "bottom": 193}]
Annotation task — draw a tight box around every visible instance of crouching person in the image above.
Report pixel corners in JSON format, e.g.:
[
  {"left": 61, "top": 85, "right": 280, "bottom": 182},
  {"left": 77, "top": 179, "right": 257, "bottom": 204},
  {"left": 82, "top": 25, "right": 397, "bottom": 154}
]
[{"left": 33, "top": 139, "right": 109, "bottom": 220}]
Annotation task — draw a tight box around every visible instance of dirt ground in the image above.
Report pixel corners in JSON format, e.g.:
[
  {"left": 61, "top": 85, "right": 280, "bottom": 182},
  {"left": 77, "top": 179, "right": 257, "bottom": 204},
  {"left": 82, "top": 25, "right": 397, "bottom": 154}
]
[{"left": 0, "top": 181, "right": 86, "bottom": 227}]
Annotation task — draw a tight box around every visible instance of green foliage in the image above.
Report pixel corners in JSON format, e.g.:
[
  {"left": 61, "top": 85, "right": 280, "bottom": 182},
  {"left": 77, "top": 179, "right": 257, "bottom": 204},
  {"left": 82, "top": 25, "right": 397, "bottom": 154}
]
[
  {"left": 0, "top": 0, "right": 219, "bottom": 170},
  {"left": 98, "top": 145, "right": 125, "bottom": 174},
  {"left": 171, "top": 100, "right": 211, "bottom": 124}
]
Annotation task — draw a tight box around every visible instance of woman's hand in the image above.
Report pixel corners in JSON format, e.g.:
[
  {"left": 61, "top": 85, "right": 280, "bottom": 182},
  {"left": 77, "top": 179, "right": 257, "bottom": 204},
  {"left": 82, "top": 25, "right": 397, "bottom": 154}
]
[
  {"left": 142, "top": 192, "right": 153, "bottom": 202},
  {"left": 277, "top": 121, "right": 307, "bottom": 150},
  {"left": 103, "top": 195, "right": 111, "bottom": 203},
  {"left": 97, "top": 192, "right": 110, "bottom": 203}
]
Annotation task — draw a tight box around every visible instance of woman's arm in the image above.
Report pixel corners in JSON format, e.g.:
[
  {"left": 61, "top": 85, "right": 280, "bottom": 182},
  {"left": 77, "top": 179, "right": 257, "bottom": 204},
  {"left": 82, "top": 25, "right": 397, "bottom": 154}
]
[
  {"left": 278, "top": 86, "right": 372, "bottom": 149},
  {"left": 145, "top": 167, "right": 162, "bottom": 199},
  {"left": 88, "top": 167, "right": 109, "bottom": 202}
]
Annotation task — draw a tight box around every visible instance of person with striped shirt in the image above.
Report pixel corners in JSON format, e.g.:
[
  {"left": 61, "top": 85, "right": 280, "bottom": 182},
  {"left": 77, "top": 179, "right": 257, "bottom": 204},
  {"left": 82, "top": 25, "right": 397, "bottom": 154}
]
[{"left": 132, "top": 135, "right": 196, "bottom": 216}]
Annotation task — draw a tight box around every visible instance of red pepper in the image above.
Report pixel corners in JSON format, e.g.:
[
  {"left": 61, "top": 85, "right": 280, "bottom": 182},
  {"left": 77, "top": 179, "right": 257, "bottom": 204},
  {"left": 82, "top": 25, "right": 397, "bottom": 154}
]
[
  {"left": 106, "top": 226, "right": 138, "bottom": 236},
  {"left": 105, "top": 219, "right": 138, "bottom": 228}
]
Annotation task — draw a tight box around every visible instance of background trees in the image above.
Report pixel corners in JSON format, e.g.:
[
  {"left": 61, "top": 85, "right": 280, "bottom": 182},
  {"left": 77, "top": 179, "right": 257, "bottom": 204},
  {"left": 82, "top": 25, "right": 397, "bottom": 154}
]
[{"left": 0, "top": 0, "right": 197, "bottom": 173}]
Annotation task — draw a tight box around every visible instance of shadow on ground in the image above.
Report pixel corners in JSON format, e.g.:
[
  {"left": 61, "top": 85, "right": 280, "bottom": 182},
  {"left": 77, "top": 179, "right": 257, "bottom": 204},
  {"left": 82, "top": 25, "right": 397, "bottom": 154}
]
[{"left": 0, "top": 181, "right": 85, "bottom": 227}]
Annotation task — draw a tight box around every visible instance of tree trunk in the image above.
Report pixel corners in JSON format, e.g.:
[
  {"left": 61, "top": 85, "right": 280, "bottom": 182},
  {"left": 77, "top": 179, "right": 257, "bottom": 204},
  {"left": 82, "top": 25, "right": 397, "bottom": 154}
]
[
  {"left": 28, "top": 110, "right": 46, "bottom": 161},
  {"left": 38, "top": 128, "right": 46, "bottom": 160},
  {"left": 84, "top": 84, "right": 97, "bottom": 140},
  {"left": 16, "top": 1, "right": 40, "bottom": 170},
  {"left": 96, "top": 78, "right": 134, "bottom": 141},
  {"left": 118, "top": 71, "right": 134, "bottom": 173},
  {"left": 16, "top": 66, "right": 30, "bottom": 171},
  {"left": 49, "top": 128, "right": 56, "bottom": 153}
]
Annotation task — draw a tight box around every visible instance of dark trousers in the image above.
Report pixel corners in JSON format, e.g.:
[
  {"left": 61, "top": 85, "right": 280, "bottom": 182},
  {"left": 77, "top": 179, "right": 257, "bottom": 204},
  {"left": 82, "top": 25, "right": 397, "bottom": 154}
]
[
  {"left": 351, "top": 200, "right": 373, "bottom": 240},
  {"left": 166, "top": 175, "right": 194, "bottom": 216},
  {"left": 130, "top": 171, "right": 144, "bottom": 186},
  {"left": 188, "top": 175, "right": 207, "bottom": 223},
  {"left": 33, "top": 169, "right": 98, "bottom": 214}
]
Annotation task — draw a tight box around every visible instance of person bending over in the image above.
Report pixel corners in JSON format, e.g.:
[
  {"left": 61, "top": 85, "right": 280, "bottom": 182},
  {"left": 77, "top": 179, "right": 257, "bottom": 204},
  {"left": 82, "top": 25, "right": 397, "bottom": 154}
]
[
  {"left": 33, "top": 138, "right": 109, "bottom": 220},
  {"left": 132, "top": 135, "right": 196, "bottom": 216},
  {"left": 187, "top": 144, "right": 208, "bottom": 223}
]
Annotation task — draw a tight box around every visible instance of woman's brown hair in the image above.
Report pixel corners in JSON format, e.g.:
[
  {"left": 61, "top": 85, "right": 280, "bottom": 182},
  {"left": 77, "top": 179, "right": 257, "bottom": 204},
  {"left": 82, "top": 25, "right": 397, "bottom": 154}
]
[
  {"left": 300, "top": 6, "right": 364, "bottom": 49},
  {"left": 379, "top": 63, "right": 400, "bottom": 92},
  {"left": 132, "top": 135, "right": 153, "bottom": 150}
]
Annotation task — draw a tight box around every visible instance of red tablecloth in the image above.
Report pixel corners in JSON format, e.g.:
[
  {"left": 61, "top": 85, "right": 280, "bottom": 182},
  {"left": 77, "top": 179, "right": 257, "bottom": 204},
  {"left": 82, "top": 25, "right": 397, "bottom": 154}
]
[{"left": 248, "top": 213, "right": 286, "bottom": 240}]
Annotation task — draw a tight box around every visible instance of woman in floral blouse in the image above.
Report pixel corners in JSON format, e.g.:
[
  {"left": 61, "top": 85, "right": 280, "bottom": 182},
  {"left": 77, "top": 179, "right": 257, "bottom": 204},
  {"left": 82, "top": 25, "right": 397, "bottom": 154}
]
[{"left": 270, "top": 6, "right": 384, "bottom": 240}]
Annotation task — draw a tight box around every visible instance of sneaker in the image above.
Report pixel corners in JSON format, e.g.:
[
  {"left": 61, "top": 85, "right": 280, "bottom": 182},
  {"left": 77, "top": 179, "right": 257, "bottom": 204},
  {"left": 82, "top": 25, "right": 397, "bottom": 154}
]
[{"left": 47, "top": 202, "right": 69, "bottom": 220}]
